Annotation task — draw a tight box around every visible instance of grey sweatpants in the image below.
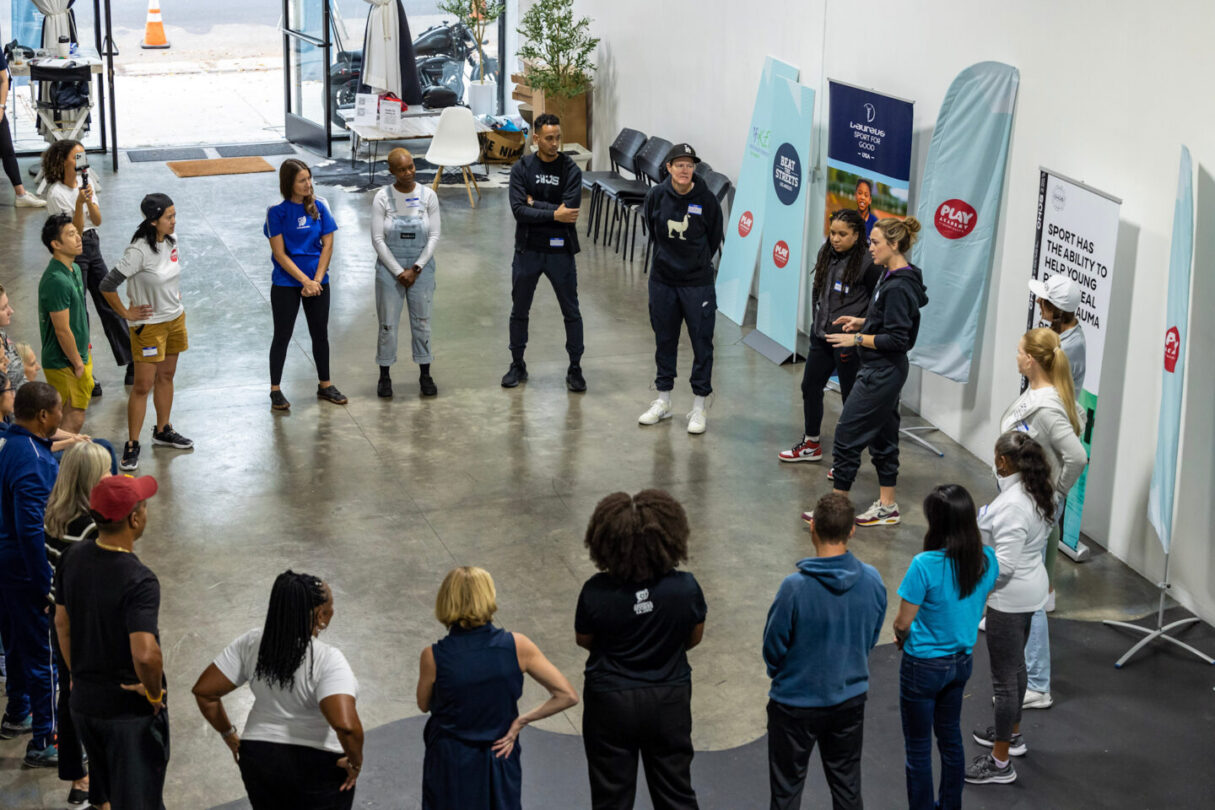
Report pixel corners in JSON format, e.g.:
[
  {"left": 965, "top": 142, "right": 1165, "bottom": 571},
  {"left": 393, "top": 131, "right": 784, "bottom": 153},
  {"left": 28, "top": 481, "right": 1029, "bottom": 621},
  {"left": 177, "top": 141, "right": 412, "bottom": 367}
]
[{"left": 375, "top": 262, "right": 435, "bottom": 366}]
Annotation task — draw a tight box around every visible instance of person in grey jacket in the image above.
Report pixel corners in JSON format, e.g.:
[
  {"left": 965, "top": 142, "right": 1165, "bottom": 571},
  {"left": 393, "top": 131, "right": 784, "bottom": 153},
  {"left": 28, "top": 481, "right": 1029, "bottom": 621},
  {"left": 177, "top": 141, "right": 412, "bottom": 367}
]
[
  {"left": 965, "top": 431, "right": 1055, "bottom": 787},
  {"left": 779, "top": 210, "right": 880, "bottom": 463}
]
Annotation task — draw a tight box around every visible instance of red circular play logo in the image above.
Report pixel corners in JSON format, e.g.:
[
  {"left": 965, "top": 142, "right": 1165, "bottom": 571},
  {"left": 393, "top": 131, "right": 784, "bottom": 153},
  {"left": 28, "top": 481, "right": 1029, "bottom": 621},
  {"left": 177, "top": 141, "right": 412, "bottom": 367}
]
[
  {"left": 738, "top": 211, "right": 754, "bottom": 238},
  {"left": 934, "top": 199, "right": 977, "bottom": 239},
  {"left": 773, "top": 240, "right": 790, "bottom": 268},
  {"left": 1164, "top": 326, "right": 1181, "bottom": 372},
  {"left": 170, "top": 248, "right": 179, "bottom": 262}
]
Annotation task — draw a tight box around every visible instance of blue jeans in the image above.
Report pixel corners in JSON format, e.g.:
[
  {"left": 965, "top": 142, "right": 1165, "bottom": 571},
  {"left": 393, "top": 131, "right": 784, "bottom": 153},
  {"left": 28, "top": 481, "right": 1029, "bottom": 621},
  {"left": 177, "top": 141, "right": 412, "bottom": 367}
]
[{"left": 899, "top": 652, "right": 972, "bottom": 810}]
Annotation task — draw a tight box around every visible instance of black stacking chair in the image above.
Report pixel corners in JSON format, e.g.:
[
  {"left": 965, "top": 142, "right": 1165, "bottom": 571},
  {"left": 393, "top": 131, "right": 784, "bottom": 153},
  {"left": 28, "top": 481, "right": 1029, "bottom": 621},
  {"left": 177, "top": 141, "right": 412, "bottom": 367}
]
[
  {"left": 693, "top": 160, "right": 713, "bottom": 178},
  {"left": 583, "top": 128, "right": 647, "bottom": 242},
  {"left": 611, "top": 137, "right": 671, "bottom": 262}
]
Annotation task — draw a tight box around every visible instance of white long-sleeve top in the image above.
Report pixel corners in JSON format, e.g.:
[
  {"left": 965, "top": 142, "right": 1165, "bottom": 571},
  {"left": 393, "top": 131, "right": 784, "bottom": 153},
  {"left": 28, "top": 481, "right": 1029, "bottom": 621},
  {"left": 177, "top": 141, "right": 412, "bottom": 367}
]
[
  {"left": 999, "top": 385, "right": 1088, "bottom": 497},
  {"left": 370, "top": 184, "right": 440, "bottom": 274},
  {"left": 979, "top": 473, "right": 1051, "bottom": 614}
]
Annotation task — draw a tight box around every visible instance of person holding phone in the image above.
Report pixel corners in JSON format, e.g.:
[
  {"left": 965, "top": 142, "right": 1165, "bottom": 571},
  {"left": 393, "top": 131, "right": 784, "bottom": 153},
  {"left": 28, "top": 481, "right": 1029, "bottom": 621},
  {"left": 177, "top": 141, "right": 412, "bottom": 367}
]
[
  {"left": 43, "top": 139, "right": 135, "bottom": 392},
  {"left": 100, "top": 194, "right": 192, "bottom": 472}
]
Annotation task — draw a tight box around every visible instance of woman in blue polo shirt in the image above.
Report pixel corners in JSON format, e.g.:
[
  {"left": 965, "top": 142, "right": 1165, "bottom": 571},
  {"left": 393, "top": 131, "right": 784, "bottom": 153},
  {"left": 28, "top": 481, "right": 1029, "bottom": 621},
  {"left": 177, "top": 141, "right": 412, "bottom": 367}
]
[
  {"left": 892, "top": 484, "right": 998, "bottom": 810},
  {"left": 264, "top": 159, "right": 346, "bottom": 409}
]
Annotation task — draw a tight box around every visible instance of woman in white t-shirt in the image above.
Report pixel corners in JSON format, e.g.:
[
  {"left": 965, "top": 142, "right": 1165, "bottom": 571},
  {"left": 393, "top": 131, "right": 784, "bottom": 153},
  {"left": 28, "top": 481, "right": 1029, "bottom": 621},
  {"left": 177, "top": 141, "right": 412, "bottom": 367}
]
[
  {"left": 100, "top": 193, "right": 192, "bottom": 473},
  {"left": 371, "top": 147, "right": 441, "bottom": 398},
  {"left": 41, "top": 138, "right": 135, "bottom": 389},
  {"left": 192, "top": 571, "right": 364, "bottom": 810}
]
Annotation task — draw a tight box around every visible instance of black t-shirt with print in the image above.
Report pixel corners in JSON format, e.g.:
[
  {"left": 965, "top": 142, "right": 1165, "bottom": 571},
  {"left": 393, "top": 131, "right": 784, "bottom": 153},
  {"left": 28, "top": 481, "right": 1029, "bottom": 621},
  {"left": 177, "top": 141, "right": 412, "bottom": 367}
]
[
  {"left": 55, "top": 538, "right": 162, "bottom": 717},
  {"left": 575, "top": 570, "right": 707, "bottom": 692}
]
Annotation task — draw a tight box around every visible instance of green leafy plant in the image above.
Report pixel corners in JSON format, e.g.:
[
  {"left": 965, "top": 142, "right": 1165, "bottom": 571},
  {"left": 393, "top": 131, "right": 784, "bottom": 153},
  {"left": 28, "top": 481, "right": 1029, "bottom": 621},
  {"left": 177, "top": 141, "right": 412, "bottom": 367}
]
[
  {"left": 516, "top": 0, "right": 599, "bottom": 99},
  {"left": 437, "top": 0, "right": 505, "bottom": 83}
]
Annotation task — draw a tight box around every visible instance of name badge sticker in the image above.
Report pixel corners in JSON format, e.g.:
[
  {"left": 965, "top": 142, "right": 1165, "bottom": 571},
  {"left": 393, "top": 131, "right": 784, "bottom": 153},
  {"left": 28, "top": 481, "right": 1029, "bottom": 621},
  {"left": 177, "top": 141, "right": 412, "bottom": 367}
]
[
  {"left": 549, "top": 237, "right": 565, "bottom": 248},
  {"left": 688, "top": 204, "right": 703, "bottom": 215},
  {"left": 142, "top": 346, "right": 159, "bottom": 357},
  {"left": 833, "top": 281, "right": 843, "bottom": 292}
]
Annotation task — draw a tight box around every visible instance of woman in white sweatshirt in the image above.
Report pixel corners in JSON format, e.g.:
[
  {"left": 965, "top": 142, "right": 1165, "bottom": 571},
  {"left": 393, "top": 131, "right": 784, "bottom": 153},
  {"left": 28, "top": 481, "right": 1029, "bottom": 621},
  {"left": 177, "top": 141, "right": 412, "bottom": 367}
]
[{"left": 965, "top": 432, "right": 1056, "bottom": 787}]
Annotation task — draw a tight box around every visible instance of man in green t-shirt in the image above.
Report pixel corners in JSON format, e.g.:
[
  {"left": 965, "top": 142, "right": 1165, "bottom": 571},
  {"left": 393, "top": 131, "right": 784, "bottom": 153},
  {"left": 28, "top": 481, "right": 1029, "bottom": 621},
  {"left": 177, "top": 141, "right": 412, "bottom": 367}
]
[{"left": 37, "top": 213, "right": 92, "bottom": 432}]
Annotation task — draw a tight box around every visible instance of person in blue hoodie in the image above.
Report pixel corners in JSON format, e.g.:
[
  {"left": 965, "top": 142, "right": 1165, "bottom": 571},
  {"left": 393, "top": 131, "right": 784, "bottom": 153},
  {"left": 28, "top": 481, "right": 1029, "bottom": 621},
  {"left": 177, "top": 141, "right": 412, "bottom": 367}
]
[
  {"left": 0, "top": 381, "right": 63, "bottom": 767},
  {"left": 763, "top": 492, "right": 887, "bottom": 810}
]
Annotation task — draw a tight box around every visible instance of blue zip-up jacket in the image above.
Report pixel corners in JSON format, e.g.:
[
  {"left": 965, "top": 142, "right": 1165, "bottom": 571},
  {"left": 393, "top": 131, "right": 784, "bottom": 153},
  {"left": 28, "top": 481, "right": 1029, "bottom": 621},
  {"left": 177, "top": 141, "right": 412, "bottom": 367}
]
[
  {"left": 0, "top": 424, "right": 58, "bottom": 594},
  {"left": 763, "top": 552, "right": 887, "bottom": 708}
]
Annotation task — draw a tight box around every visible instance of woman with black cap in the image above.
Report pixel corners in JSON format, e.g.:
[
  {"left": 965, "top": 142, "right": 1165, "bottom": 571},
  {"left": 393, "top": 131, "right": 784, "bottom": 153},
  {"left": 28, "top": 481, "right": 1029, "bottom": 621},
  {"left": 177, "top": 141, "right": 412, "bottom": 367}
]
[
  {"left": 637, "top": 143, "right": 724, "bottom": 435},
  {"left": 100, "top": 193, "right": 192, "bottom": 472}
]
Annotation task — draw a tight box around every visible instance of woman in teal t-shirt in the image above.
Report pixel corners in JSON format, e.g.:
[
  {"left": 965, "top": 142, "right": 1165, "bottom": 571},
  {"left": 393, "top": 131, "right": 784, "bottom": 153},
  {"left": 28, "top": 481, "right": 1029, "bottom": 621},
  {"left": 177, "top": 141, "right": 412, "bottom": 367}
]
[{"left": 892, "top": 484, "right": 997, "bottom": 810}]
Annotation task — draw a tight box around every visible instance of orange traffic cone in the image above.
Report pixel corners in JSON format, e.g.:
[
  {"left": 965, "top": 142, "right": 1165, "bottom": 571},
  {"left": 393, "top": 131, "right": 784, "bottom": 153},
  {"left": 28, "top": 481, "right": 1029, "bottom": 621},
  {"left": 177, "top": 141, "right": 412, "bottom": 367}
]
[{"left": 140, "top": 0, "right": 170, "bottom": 50}]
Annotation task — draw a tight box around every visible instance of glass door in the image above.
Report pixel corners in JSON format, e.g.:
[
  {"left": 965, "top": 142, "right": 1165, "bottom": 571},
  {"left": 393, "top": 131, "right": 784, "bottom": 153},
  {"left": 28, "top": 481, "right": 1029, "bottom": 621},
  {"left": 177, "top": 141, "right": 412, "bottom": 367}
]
[{"left": 282, "top": 0, "right": 332, "bottom": 155}]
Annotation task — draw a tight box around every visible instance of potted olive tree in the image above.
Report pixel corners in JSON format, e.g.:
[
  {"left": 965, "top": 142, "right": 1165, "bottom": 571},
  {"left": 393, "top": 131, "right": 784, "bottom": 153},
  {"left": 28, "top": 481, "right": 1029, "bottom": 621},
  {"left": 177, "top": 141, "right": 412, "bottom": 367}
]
[
  {"left": 438, "top": 0, "right": 505, "bottom": 115},
  {"left": 516, "top": 0, "right": 599, "bottom": 147}
]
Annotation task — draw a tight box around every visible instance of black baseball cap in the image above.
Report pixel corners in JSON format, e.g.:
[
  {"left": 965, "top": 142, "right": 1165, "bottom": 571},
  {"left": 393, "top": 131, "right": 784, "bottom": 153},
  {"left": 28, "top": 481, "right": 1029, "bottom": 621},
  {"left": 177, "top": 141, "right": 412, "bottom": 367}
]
[{"left": 664, "top": 143, "right": 701, "bottom": 165}]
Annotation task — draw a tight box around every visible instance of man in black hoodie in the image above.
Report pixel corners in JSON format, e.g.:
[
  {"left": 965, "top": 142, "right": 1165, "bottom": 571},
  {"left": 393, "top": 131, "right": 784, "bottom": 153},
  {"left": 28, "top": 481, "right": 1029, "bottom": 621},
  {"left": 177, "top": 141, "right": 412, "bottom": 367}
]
[
  {"left": 502, "top": 113, "right": 586, "bottom": 392},
  {"left": 806, "top": 217, "right": 928, "bottom": 527},
  {"left": 637, "top": 144, "right": 723, "bottom": 434}
]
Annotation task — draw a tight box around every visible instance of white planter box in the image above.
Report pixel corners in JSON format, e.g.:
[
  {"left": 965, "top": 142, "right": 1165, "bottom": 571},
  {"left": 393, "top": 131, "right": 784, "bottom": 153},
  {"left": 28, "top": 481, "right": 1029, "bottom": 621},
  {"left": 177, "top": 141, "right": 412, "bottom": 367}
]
[{"left": 468, "top": 80, "right": 498, "bottom": 117}]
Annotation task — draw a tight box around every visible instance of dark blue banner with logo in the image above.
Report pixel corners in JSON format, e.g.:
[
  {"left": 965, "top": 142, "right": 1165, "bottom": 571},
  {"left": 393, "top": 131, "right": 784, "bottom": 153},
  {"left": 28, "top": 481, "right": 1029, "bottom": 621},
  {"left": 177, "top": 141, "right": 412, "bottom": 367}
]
[{"left": 824, "top": 81, "right": 914, "bottom": 236}]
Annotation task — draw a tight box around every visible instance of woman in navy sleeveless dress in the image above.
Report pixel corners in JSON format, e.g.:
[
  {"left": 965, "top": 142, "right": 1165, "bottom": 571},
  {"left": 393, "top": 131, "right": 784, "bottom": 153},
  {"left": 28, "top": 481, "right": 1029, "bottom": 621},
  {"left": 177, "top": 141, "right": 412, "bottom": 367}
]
[{"left": 418, "top": 567, "right": 578, "bottom": 810}]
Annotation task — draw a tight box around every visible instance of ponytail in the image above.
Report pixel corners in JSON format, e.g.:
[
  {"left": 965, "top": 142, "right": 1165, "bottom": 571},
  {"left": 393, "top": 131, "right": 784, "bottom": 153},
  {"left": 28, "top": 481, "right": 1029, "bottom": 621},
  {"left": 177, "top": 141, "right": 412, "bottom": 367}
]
[
  {"left": 873, "top": 216, "right": 922, "bottom": 254},
  {"left": 994, "top": 432, "right": 1057, "bottom": 522},
  {"left": 1049, "top": 346, "right": 1081, "bottom": 434}
]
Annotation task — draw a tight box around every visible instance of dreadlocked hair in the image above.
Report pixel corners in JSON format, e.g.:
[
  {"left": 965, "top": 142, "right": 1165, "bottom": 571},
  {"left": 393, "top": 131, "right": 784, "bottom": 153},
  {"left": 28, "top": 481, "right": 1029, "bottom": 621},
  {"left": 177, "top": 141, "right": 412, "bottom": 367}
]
[
  {"left": 994, "top": 432, "right": 1057, "bottom": 523},
  {"left": 584, "top": 489, "right": 690, "bottom": 583},
  {"left": 811, "top": 209, "right": 868, "bottom": 302},
  {"left": 255, "top": 570, "right": 328, "bottom": 690}
]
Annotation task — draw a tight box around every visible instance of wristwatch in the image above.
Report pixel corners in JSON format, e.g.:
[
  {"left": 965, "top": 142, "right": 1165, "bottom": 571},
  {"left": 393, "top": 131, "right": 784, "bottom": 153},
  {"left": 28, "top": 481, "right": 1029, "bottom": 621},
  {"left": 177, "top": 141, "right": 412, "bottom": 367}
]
[{"left": 854, "top": 333, "right": 863, "bottom": 346}]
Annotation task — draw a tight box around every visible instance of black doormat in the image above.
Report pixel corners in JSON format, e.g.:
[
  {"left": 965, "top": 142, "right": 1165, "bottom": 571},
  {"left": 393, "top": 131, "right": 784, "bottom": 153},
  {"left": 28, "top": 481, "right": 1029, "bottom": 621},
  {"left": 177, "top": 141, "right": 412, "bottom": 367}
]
[
  {"left": 308, "top": 157, "right": 498, "bottom": 193},
  {"left": 213, "top": 609, "right": 1215, "bottom": 809},
  {"left": 215, "top": 142, "right": 298, "bottom": 158},
  {"left": 127, "top": 147, "right": 208, "bottom": 163}
]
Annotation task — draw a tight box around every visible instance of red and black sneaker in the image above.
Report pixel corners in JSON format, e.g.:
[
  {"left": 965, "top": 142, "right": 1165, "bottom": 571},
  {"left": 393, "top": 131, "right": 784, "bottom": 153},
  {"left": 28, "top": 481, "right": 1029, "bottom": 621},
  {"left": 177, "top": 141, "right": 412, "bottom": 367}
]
[{"left": 779, "top": 438, "right": 822, "bottom": 463}]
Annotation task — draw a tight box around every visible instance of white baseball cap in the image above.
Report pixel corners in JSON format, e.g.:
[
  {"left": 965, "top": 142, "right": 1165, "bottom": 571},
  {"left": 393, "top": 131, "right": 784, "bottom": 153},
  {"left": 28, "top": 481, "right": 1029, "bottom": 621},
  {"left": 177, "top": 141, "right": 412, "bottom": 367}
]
[{"left": 1028, "top": 275, "right": 1081, "bottom": 312}]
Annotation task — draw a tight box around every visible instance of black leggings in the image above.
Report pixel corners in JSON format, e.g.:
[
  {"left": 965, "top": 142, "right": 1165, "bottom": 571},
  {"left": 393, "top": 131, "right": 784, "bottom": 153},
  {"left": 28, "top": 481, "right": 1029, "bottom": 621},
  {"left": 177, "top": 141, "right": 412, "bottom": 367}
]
[
  {"left": 269, "top": 284, "right": 331, "bottom": 386},
  {"left": 801, "top": 335, "right": 861, "bottom": 437},
  {"left": 1, "top": 114, "right": 23, "bottom": 190}
]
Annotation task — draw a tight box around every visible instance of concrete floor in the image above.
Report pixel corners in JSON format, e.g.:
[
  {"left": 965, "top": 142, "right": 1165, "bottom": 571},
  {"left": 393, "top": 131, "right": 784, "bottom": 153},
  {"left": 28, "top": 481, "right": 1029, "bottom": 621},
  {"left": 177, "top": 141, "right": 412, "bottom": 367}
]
[{"left": 0, "top": 151, "right": 1163, "bottom": 808}]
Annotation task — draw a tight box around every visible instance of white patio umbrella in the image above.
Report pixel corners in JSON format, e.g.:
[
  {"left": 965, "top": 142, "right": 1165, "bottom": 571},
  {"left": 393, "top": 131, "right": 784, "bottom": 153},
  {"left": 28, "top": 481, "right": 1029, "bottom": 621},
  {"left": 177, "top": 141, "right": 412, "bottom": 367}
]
[{"left": 361, "top": 0, "right": 423, "bottom": 104}]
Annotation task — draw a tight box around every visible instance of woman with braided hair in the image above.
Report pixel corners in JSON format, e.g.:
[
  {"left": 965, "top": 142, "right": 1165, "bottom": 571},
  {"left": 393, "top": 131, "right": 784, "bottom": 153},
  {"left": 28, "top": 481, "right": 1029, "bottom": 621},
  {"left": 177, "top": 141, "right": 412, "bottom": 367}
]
[
  {"left": 192, "top": 571, "right": 364, "bottom": 809},
  {"left": 576, "top": 489, "right": 707, "bottom": 809}
]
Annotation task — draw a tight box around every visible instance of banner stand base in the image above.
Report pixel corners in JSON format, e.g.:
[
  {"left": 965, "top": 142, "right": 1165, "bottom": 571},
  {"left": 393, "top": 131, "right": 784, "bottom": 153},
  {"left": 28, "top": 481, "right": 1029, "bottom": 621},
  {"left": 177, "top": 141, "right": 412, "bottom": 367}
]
[
  {"left": 1059, "top": 540, "right": 1091, "bottom": 563},
  {"left": 899, "top": 425, "right": 945, "bottom": 458},
  {"left": 1103, "top": 553, "right": 1215, "bottom": 668},
  {"left": 742, "top": 329, "right": 796, "bottom": 365}
]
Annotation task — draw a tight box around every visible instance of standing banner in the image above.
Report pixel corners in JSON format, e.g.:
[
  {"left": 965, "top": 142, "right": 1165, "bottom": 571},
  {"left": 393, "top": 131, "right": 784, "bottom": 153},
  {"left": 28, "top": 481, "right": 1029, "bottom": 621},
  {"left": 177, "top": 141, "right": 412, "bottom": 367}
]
[
  {"left": 717, "top": 57, "right": 800, "bottom": 325},
  {"left": 823, "top": 80, "right": 914, "bottom": 237},
  {"left": 754, "top": 78, "right": 816, "bottom": 354},
  {"left": 1148, "top": 147, "right": 1195, "bottom": 553},
  {"left": 1026, "top": 170, "right": 1121, "bottom": 554},
  {"left": 907, "top": 61, "right": 1019, "bottom": 383}
]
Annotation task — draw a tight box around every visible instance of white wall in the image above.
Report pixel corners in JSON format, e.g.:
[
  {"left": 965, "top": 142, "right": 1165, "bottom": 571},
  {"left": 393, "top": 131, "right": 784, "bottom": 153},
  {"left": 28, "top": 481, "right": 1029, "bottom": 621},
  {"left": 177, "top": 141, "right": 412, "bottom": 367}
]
[{"left": 578, "top": 0, "right": 1215, "bottom": 623}]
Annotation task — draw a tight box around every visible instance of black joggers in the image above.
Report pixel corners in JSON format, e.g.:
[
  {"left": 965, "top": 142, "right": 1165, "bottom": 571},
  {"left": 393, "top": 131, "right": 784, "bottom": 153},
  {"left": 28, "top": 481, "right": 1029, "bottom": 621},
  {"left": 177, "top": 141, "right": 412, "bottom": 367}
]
[
  {"left": 831, "top": 359, "right": 908, "bottom": 492},
  {"left": 650, "top": 278, "right": 715, "bottom": 397},
  {"left": 767, "top": 696, "right": 866, "bottom": 810},
  {"left": 239, "top": 739, "right": 354, "bottom": 810},
  {"left": 801, "top": 335, "right": 861, "bottom": 436},
  {"left": 81, "top": 230, "right": 134, "bottom": 367},
  {"left": 582, "top": 684, "right": 699, "bottom": 810},
  {"left": 509, "top": 249, "right": 584, "bottom": 364},
  {"left": 269, "top": 283, "right": 331, "bottom": 386}
]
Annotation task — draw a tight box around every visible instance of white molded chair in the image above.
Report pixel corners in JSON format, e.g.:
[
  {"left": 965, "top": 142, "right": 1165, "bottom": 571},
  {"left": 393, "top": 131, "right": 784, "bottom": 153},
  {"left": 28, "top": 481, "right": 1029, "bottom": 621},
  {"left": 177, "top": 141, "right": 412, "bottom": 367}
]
[{"left": 425, "top": 106, "right": 482, "bottom": 207}]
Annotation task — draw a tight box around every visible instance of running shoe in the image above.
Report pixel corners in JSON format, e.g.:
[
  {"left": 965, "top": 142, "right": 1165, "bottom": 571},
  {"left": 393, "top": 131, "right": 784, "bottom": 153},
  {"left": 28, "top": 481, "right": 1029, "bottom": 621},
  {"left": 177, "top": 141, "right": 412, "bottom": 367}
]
[
  {"left": 964, "top": 753, "right": 1016, "bottom": 785},
  {"left": 501, "top": 362, "right": 528, "bottom": 388},
  {"left": 686, "top": 408, "right": 707, "bottom": 435},
  {"left": 152, "top": 424, "right": 193, "bottom": 449},
  {"left": 0, "top": 714, "right": 32, "bottom": 739},
  {"left": 119, "top": 441, "right": 140, "bottom": 472},
  {"left": 855, "top": 500, "right": 900, "bottom": 526},
  {"left": 972, "top": 725, "right": 1027, "bottom": 756},
  {"left": 317, "top": 384, "right": 348, "bottom": 405},
  {"left": 638, "top": 399, "right": 672, "bottom": 425}
]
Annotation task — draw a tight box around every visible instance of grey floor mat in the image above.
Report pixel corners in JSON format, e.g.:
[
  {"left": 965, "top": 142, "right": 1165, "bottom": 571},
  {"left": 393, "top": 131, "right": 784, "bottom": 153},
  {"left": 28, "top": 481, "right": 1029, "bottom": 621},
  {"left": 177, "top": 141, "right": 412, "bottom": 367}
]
[
  {"left": 126, "top": 147, "right": 208, "bottom": 163},
  {"left": 215, "top": 142, "right": 298, "bottom": 158},
  {"left": 213, "top": 609, "right": 1215, "bottom": 809}
]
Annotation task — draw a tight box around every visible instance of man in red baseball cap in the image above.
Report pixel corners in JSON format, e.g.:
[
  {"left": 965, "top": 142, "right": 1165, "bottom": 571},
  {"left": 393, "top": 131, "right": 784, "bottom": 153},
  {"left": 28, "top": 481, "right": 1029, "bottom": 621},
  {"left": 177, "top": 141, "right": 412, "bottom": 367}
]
[{"left": 54, "top": 473, "right": 168, "bottom": 808}]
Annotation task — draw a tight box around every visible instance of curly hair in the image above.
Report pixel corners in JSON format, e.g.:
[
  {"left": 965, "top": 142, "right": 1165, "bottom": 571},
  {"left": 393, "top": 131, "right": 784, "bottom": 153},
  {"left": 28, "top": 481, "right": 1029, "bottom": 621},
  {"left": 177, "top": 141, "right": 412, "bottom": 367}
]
[
  {"left": 995, "top": 432, "right": 1057, "bottom": 523},
  {"left": 811, "top": 209, "right": 868, "bottom": 303},
  {"left": 585, "top": 490, "right": 690, "bottom": 583},
  {"left": 41, "top": 139, "right": 82, "bottom": 186}
]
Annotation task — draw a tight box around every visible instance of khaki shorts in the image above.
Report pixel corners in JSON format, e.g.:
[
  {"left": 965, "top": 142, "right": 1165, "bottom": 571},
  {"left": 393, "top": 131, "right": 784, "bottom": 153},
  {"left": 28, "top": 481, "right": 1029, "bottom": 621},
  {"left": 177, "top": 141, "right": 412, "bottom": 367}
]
[
  {"left": 130, "top": 312, "right": 188, "bottom": 363},
  {"left": 44, "top": 355, "right": 94, "bottom": 410}
]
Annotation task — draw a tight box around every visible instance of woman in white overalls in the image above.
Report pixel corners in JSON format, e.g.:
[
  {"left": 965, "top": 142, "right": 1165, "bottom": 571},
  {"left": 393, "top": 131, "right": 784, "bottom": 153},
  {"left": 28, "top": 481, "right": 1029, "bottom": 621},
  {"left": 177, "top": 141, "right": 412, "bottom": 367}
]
[{"left": 371, "top": 147, "right": 441, "bottom": 397}]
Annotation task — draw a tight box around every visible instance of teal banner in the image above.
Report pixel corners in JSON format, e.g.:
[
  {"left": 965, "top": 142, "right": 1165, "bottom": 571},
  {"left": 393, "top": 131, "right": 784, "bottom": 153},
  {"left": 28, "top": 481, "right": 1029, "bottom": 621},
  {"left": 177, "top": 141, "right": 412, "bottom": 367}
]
[
  {"left": 755, "top": 78, "right": 816, "bottom": 353},
  {"left": 716, "top": 57, "right": 799, "bottom": 325}
]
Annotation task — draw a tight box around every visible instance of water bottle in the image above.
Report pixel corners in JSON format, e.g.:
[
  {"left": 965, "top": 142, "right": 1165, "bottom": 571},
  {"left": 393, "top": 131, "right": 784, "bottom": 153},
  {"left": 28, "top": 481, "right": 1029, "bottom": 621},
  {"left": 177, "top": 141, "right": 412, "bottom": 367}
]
[{"left": 70, "top": 41, "right": 79, "bottom": 57}]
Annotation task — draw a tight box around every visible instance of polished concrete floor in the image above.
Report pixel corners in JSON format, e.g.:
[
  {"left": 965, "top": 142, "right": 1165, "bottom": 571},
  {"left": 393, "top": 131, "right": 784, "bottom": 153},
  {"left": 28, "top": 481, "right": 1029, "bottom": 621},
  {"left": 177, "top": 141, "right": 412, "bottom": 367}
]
[{"left": 0, "top": 151, "right": 1163, "bottom": 808}]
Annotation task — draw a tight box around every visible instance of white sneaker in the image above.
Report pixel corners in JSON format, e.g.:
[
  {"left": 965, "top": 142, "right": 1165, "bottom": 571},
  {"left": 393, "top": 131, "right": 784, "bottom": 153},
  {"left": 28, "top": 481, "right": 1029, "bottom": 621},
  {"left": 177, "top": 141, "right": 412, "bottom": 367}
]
[
  {"left": 1045, "top": 590, "right": 1056, "bottom": 612},
  {"left": 1022, "top": 689, "right": 1054, "bottom": 710},
  {"left": 14, "top": 193, "right": 46, "bottom": 208},
  {"left": 978, "top": 616, "right": 987, "bottom": 633},
  {"left": 855, "top": 499, "right": 900, "bottom": 526},
  {"left": 686, "top": 408, "right": 706, "bottom": 434},
  {"left": 638, "top": 398, "right": 672, "bottom": 425}
]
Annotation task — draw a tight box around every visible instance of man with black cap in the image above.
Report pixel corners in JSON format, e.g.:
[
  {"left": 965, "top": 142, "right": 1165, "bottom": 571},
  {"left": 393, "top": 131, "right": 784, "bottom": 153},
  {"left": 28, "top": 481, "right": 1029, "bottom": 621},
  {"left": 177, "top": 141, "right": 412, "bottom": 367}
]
[
  {"left": 55, "top": 473, "right": 168, "bottom": 809},
  {"left": 501, "top": 112, "right": 586, "bottom": 392},
  {"left": 638, "top": 144, "right": 723, "bottom": 434}
]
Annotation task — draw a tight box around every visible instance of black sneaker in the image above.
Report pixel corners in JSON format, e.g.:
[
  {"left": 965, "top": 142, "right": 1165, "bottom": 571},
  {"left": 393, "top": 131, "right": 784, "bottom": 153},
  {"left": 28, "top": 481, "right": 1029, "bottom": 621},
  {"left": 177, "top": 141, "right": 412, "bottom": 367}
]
[
  {"left": 565, "top": 365, "right": 587, "bottom": 393},
  {"left": 964, "top": 752, "right": 1016, "bottom": 785},
  {"left": 152, "top": 424, "right": 193, "bottom": 449},
  {"left": 91, "top": 380, "right": 102, "bottom": 397},
  {"left": 317, "top": 384, "right": 348, "bottom": 405},
  {"left": 119, "top": 441, "right": 140, "bottom": 472},
  {"left": 67, "top": 786, "right": 89, "bottom": 807},
  {"left": 419, "top": 374, "right": 438, "bottom": 397},
  {"left": 270, "top": 390, "right": 291, "bottom": 411},
  {"left": 501, "top": 362, "right": 527, "bottom": 388},
  {"left": 377, "top": 376, "right": 393, "bottom": 398},
  {"left": 972, "top": 725, "right": 1027, "bottom": 756},
  {"left": 125, "top": 363, "right": 135, "bottom": 386}
]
